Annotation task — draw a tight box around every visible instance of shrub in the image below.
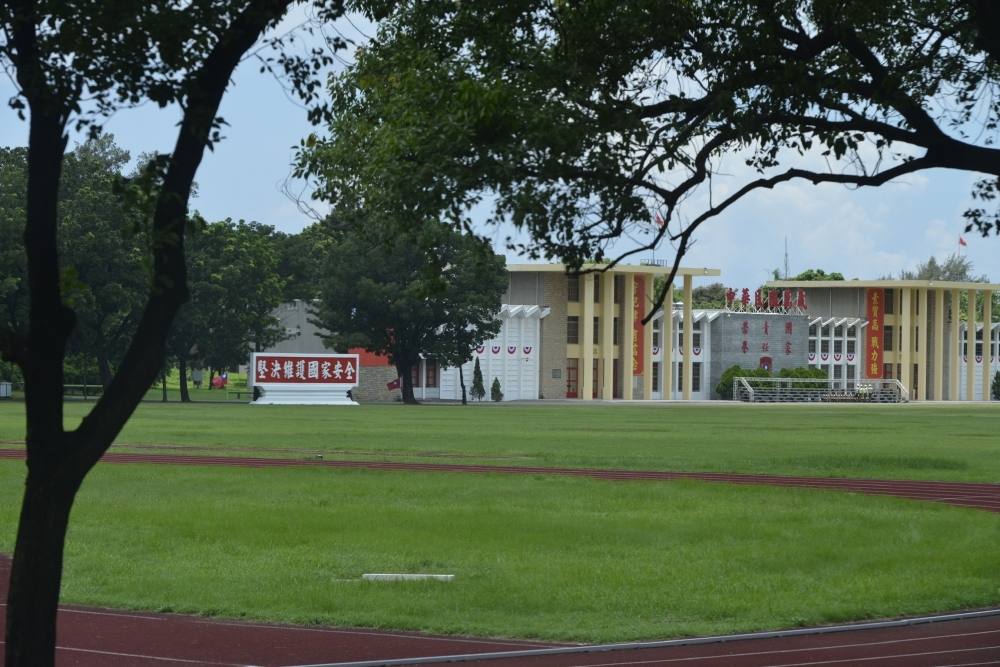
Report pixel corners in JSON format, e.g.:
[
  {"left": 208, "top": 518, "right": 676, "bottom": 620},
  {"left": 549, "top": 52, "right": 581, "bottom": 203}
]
[
  {"left": 491, "top": 377, "right": 504, "bottom": 402},
  {"left": 717, "top": 365, "right": 771, "bottom": 399},
  {"left": 471, "top": 358, "right": 486, "bottom": 402},
  {"left": 993, "top": 370, "right": 1000, "bottom": 401}
]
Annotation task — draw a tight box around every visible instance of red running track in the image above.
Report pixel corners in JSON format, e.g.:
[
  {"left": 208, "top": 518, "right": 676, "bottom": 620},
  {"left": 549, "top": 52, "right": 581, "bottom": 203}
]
[
  {"left": 2, "top": 447, "right": 1000, "bottom": 513},
  {"left": 3, "top": 554, "right": 1000, "bottom": 667}
]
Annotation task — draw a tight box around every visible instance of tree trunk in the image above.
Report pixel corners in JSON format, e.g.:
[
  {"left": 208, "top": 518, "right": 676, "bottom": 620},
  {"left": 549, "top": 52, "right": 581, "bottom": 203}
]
[
  {"left": 397, "top": 361, "right": 418, "bottom": 404},
  {"left": 459, "top": 364, "right": 467, "bottom": 405},
  {"left": 207, "top": 368, "right": 215, "bottom": 390},
  {"left": 162, "top": 369, "right": 168, "bottom": 402},
  {"left": 178, "top": 357, "right": 191, "bottom": 402},
  {"left": 4, "top": 466, "right": 82, "bottom": 667},
  {"left": 94, "top": 327, "right": 113, "bottom": 389}
]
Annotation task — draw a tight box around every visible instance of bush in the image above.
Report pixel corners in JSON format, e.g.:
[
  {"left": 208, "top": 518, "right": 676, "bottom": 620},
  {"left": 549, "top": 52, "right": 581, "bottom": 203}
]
[
  {"left": 716, "top": 365, "right": 771, "bottom": 399},
  {"left": 993, "top": 370, "right": 1000, "bottom": 401},
  {"left": 471, "top": 358, "right": 486, "bottom": 402},
  {"left": 491, "top": 376, "right": 504, "bottom": 402}
]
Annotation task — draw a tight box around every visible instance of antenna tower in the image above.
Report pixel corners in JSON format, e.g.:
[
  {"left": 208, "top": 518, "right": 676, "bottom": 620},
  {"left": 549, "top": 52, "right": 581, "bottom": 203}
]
[{"left": 783, "top": 237, "right": 789, "bottom": 280}]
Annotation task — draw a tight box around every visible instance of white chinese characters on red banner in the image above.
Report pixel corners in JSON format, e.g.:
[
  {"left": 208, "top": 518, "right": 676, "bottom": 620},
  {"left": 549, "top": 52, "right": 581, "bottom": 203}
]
[{"left": 253, "top": 354, "right": 359, "bottom": 384}]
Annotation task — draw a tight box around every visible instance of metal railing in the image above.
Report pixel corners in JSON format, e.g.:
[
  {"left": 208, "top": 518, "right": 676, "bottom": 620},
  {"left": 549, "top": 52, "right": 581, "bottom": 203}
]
[{"left": 733, "top": 377, "right": 909, "bottom": 403}]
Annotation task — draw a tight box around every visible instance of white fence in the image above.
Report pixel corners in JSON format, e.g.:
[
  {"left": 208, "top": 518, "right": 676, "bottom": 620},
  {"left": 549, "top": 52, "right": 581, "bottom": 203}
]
[{"left": 733, "top": 377, "right": 908, "bottom": 403}]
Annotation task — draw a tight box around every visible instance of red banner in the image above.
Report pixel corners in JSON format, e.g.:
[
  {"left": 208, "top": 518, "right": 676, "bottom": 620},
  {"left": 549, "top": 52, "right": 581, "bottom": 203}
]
[
  {"left": 252, "top": 354, "right": 359, "bottom": 385},
  {"left": 865, "top": 289, "right": 883, "bottom": 378},
  {"left": 633, "top": 276, "right": 645, "bottom": 375}
]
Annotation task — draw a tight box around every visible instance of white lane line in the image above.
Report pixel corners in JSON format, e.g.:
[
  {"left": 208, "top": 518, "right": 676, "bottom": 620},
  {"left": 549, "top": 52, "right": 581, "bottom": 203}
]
[
  {"left": 548, "top": 643, "right": 1000, "bottom": 667},
  {"left": 0, "top": 641, "right": 249, "bottom": 666}
]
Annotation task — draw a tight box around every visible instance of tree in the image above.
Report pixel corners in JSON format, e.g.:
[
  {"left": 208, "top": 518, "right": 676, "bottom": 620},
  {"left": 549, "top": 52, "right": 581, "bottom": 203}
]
[
  {"left": 471, "top": 357, "right": 486, "bottom": 402},
  {"left": 59, "top": 136, "right": 149, "bottom": 388},
  {"left": 0, "top": 2, "right": 346, "bottom": 663},
  {"left": 490, "top": 376, "right": 503, "bottom": 402},
  {"left": 791, "top": 269, "right": 846, "bottom": 282},
  {"left": 314, "top": 222, "right": 505, "bottom": 404},
  {"left": 296, "top": 0, "right": 1000, "bottom": 327},
  {"left": 272, "top": 222, "right": 338, "bottom": 302},
  {"left": 992, "top": 370, "right": 1000, "bottom": 401}
]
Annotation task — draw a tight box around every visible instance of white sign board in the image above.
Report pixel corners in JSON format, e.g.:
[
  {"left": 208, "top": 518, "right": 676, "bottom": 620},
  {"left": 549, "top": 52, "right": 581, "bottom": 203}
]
[{"left": 250, "top": 353, "right": 359, "bottom": 405}]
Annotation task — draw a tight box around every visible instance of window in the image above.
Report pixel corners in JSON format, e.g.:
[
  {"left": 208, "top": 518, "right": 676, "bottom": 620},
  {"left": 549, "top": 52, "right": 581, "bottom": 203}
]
[
  {"left": 410, "top": 364, "right": 422, "bottom": 388},
  {"left": 677, "top": 362, "right": 682, "bottom": 390},
  {"left": 847, "top": 325, "right": 856, "bottom": 338},
  {"left": 593, "top": 317, "right": 600, "bottom": 345},
  {"left": 976, "top": 328, "right": 983, "bottom": 356},
  {"left": 884, "top": 289, "right": 894, "bottom": 315},
  {"left": 613, "top": 317, "right": 619, "bottom": 345},
  {"left": 809, "top": 339, "right": 816, "bottom": 354},
  {"left": 883, "top": 363, "right": 894, "bottom": 379},
  {"left": 567, "top": 276, "right": 579, "bottom": 302},
  {"left": 835, "top": 325, "right": 843, "bottom": 338},
  {"left": 822, "top": 325, "right": 830, "bottom": 337},
  {"left": 884, "top": 325, "right": 894, "bottom": 351},
  {"left": 593, "top": 274, "right": 600, "bottom": 302},
  {"left": 809, "top": 324, "right": 817, "bottom": 337},
  {"left": 915, "top": 326, "right": 919, "bottom": 352},
  {"left": 425, "top": 360, "right": 438, "bottom": 388},
  {"left": 652, "top": 320, "right": 660, "bottom": 347},
  {"left": 821, "top": 339, "right": 829, "bottom": 354},
  {"left": 692, "top": 320, "right": 701, "bottom": 348},
  {"left": 846, "top": 365, "right": 856, "bottom": 380},
  {"left": 834, "top": 365, "right": 842, "bottom": 379},
  {"left": 692, "top": 362, "right": 702, "bottom": 392},
  {"left": 652, "top": 362, "right": 660, "bottom": 393},
  {"left": 834, "top": 339, "right": 843, "bottom": 354},
  {"left": 847, "top": 338, "right": 855, "bottom": 354},
  {"left": 614, "top": 275, "right": 623, "bottom": 303},
  {"left": 567, "top": 316, "right": 579, "bottom": 344},
  {"left": 552, "top": 369, "right": 561, "bottom": 379}
]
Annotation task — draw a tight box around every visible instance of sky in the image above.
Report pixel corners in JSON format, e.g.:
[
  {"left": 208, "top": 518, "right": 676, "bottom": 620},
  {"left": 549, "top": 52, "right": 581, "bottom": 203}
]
[{"left": 1, "top": 10, "right": 997, "bottom": 292}]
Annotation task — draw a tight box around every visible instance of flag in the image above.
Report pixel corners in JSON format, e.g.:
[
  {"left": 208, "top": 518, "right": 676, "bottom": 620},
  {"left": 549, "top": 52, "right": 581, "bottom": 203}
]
[
  {"left": 959, "top": 235, "right": 968, "bottom": 247},
  {"left": 387, "top": 377, "right": 401, "bottom": 390},
  {"left": 654, "top": 213, "right": 665, "bottom": 228}
]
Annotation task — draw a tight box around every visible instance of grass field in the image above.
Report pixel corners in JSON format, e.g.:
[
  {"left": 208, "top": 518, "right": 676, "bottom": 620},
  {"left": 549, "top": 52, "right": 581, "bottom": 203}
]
[
  {"left": 1, "top": 459, "right": 998, "bottom": 642},
  {"left": 1, "top": 401, "right": 998, "bottom": 481},
  {"left": 1, "top": 400, "right": 999, "bottom": 640}
]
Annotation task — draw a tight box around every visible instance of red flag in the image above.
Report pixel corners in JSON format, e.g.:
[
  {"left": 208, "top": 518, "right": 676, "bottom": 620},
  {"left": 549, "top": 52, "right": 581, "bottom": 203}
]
[
  {"left": 959, "top": 235, "right": 968, "bottom": 247},
  {"left": 386, "top": 377, "right": 401, "bottom": 390},
  {"left": 654, "top": 213, "right": 665, "bottom": 227}
]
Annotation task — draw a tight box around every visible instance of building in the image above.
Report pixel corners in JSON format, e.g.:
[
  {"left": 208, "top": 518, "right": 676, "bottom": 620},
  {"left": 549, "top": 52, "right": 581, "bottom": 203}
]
[{"left": 766, "top": 280, "right": 1000, "bottom": 401}]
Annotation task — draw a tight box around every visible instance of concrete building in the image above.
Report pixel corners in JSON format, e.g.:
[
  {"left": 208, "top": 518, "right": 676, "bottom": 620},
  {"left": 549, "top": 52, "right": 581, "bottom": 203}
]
[{"left": 767, "top": 280, "right": 1000, "bottom": 401}]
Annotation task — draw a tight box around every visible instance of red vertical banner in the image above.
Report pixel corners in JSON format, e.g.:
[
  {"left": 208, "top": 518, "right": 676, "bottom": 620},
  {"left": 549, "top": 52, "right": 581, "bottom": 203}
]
[
  {"left": 633, "top": 276, "right": 645, "bottom": 375},
  {"left": 866, "top": 288, "right": 883, "bottom": 378}
]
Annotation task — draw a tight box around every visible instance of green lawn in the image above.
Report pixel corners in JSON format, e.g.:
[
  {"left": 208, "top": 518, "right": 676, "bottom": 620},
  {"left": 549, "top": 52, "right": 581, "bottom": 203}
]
[
  {"left": 1, "top": 401, "right": 997, "bottom": 481},
  {"left": 1, "top": 459, "right": 998, "bottom": 642}
]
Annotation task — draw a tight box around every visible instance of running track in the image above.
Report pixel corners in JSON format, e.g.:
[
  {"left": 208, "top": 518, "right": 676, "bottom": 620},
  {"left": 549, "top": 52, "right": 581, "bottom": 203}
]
[{"left": 2, "top": 446, "right": 1000, "bottom": 513}]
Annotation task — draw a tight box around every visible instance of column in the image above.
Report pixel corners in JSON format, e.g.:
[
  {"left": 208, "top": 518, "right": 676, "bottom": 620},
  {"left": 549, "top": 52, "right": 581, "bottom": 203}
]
[
  {"left": 983, "top": 291, "right": 992, "bottom": 402},
  {"left": 643, "top": 273, "right": 654, "bottom": 400},
  {"left": 917, "top": 289, "right": 927, "bottom": 401},
  {"left": 663, "top": 278, "right": 673, "bottom": 400},
  {"left": 950, "top": 289, "right": 960, "bottom": 400},
  {"left": 933, "top": 289, "right": 944, "bottom": 401},
  {"left": 899, "top": 289, "right": 912, "bottom": 397},
  {"left": 683, "top": 274, "right": 693, "bottom": 400},
  {"left": 967, "top": 288, "right": 976, "bottom": 402},
  {"left": 581, "top": 274, "right": 594, "bottom": 401},
  {"left": 601, "top": 271, "right": 615, "bottom": 399},
  {"left": 623, "top": 273, "right": 635, "bottom": 400}
]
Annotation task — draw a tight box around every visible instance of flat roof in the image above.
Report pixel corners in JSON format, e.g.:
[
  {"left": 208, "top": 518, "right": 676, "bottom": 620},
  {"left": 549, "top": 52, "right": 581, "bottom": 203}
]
[
  {"left": 768, "top": 279, "right": 1000, "bottom": 290},
  {"left": 508, "top": 263, "right": 721, "bottom": 277}
]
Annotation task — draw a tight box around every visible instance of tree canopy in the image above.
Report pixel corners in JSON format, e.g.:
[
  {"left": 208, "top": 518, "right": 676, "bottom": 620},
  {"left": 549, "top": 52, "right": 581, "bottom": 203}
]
[
  {"left": 313, "top": 222, "right": 507, "bottom": 403},
  {"left": 296, "top": 0, "right": 1000, "bottom": 322}
]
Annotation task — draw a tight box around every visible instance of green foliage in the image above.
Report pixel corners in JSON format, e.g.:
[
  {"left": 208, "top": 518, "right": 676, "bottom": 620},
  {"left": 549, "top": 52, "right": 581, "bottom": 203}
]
[
  {"left": 993, "top": 371, "right": 1000, "bottom": 401},
  {"left": 471, "top": 357, "right": 486, "bottom": 402},
  {"left": 167, "top": 217, "right": 286, "bottom": 399},
  {"left": 716, "top": 365, "right": 771, "bottom": 399},
  {"left": 490, "top": 376, "right": 503, "bottom": 402},
  {"left": 791, "top": 269, "right": 846, "bottom": 282},
  {"left": 272, "top": 223, "right": 339, "bottom": 302},
  {"left": 0, "top": 147, "right": 27, "bottom": 341},
  {"left": 314, "top": 222, "right": 506, "bottom": 404},
  {"left": 778, "top": 367, "right": 829, "bottom": 379}
]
